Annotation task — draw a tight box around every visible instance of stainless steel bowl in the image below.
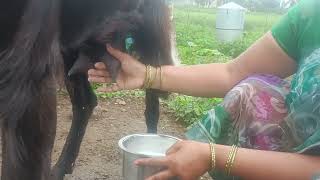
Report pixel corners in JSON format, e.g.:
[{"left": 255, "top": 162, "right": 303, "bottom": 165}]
[{"left": 118, "top": 134, "right": 180, "bottom": 180}]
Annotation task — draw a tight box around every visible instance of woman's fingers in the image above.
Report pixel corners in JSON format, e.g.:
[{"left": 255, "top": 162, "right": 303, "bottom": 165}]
[
  {"left": 88, "top": 68, "right": 110, "bottom": 78},
  {"left": 88, "top": 76, "right": 112, "bottom": 83},
  {"left": 94, "top": 62, "right": 107, "bottom": 70},
  {"left": 135, "top": 157, "right": 168, "bottom": 167},
  {"left": 145, "top": 170, "right": 174, "bottom": 180},
  {"left": 166, "top": 141, "right": 183, "bottom": 155},
  {"left": 107, "top": 44, "right": 131, "bottom": 63},
  {"left": 166, "top": 146, "right": 180, "bottom": 155}
]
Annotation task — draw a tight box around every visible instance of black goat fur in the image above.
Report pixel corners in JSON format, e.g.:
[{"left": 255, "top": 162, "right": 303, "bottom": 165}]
[{"left": 0, "top": 0, "right": 174, "bottom": 179}]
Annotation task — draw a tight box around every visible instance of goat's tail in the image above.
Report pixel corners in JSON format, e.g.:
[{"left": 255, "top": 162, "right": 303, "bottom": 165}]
[
  {"left": 0, "top": 0, "right": 60, "bottom": 179},
  {"left": 137, "top": 0, "right": 173, "bottom": 66},
  {"left": 136, "top": 0, "right": 174, "bottom": 99}
]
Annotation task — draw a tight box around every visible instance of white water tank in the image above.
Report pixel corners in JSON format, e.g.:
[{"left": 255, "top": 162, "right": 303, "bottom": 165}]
[{"left": 216, "top": 2, "right": 246, "bottom": 42}]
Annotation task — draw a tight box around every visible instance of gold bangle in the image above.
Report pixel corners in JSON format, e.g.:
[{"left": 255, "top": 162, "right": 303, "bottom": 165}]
[
  {"left": 143, "top": 65, "right": 150, "bottom": 89},
  {"left": 229, "top": 145, "right": 238, "bottom": 175},
  {"left": 147, "top": 65, "right": 153, "bottom": 88},
  {"left": 143, "top": 65, "right": 157, "bottom": 89},
  {"left": 146, "top": 65, "right": 152, "bottom": 88},
  {"left": 225, "top": 145, "right": 234, "bottom": 174},
  {"left": 147, "top": 65, "right": 152, "bottom": 88},
  {"left": 225, "top": 145, "right": 238, "bottom": 176},
  {"left": 209, "top": 143, "right": 216, "bottom": 171},
  {"left": 228, "top": 145, "right": 238, "bottom": 175},
  {"left": 149, "top": 66, "right": 157, "bottom": 88}
]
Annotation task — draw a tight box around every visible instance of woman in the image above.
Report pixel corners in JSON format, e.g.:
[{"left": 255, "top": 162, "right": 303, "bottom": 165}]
[{"left": 88, "top": 0, "right": 320, "bottom": 179}]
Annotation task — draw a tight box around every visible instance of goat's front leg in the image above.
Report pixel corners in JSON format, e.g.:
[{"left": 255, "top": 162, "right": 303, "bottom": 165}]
[
  {"left": 50, "top": 74, "right": 97, "bottom": 180},
  {"left": 145, "top": 90, "right": 160, "bottom": 133}
]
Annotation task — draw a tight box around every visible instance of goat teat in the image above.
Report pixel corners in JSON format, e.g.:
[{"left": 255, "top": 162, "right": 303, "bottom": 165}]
[
  {"left": 67, "top": 52, "right": 121, "bottom": 83},
  {"left": 67, "top": 53, "right": 93, "bottom": 77}
]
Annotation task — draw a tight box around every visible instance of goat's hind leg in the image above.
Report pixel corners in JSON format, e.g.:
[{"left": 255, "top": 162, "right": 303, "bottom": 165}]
[
  {"left": 50, "top": 69, "right": 97, "bottom": 179},
  {"left": 1, "top": 80, "right": 57, "bottom": 180},
  {"left": 145, "top": 90, "right": 160, "bottom": 133}
]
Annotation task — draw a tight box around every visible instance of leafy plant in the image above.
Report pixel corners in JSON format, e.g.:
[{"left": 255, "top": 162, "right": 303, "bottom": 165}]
[
  {"left": 166, "top": 95, "right": 222, "bottom": 126},
  {"left": 92, "top": 83, "right": 145, "bottom": 99}
]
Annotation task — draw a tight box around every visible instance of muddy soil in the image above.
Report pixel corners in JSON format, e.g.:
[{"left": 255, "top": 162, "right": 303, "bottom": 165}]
[{"left": 51, "top": 94, "right": 210, "bottom": 180}]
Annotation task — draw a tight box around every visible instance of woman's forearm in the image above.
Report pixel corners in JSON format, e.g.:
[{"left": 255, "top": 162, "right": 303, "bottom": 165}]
[
  {"left": 150, "top": 33, "right": 297, "bottom": 98},
  {"left": 151, "top": 63, "right": 240, "bottom": 98},
  {"left": 214, "top": 144, "right": 320, "bottom": 180}
]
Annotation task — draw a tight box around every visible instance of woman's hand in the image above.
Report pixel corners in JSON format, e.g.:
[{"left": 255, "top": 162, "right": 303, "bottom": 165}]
[
  {"left": 88, "top": 45, "right": 146, "bottom": 92},
  {"left": 135, "top": 141, "right": 211, "bottom": 180}
]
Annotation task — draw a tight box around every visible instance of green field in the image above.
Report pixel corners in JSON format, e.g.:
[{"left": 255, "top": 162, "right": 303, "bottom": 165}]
[
  {"left": 167, "top": 7, "right": 282, "bottom": 126},
  {"left": 174, "top": 7, "right": 281, "bottom": 64}
]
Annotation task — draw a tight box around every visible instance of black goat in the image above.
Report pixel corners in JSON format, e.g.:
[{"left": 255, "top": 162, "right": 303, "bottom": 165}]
[{"left": 0, "top": 0, "right": 174, "bottom": 179}]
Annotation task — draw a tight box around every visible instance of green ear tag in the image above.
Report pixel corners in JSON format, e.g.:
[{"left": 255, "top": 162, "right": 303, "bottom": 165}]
[{"left": 125, "top": 35, "right": 134, "bottom": 53}]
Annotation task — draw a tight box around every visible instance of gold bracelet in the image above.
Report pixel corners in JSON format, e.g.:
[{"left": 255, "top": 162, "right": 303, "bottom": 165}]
[
  {"left": 149, "top": 66, "right": 157, "bottom": 88},
  {"left": 228, "top": 145, "right": 238, "bottom": 175},
  {"left": 143, "top": 65, "right": 150, "bottom": 89},
  {"left": 225, "top": 145, "right": 234, "bottom": 174},
  {"left": 225, "top": 145, "right": 238, "bottom": 176},
  {"left": 229, "top": 145, "right": 238, "bottom": 175},
  {"left": 147, "top": 65, "right": 153, "bottom": 88},
  {"left": 209, "top": 143, "right": 216, "bottom": 171},
  {"left": 143, "top": 65, "right": 158, "bottom": 89}
]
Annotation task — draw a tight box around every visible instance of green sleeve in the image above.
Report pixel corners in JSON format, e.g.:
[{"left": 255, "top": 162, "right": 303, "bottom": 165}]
[{"left": 271, "top": 3, "right": 301, "bottom": 61}]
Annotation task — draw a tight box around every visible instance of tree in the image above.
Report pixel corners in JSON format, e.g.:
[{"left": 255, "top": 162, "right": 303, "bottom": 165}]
[
  {"left": 216, "top": 0, "right": 228, "bottom": 6},
  {"left": 231, "top": 0, "right": 282, "bottom": 12},
  {"left": 195, "top": 0, "right": 215, "bottom": 7}
]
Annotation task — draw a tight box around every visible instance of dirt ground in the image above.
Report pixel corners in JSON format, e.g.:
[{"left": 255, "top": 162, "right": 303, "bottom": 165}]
[{"left": 51, "top": 93, "right": 210, "bottom": 180}]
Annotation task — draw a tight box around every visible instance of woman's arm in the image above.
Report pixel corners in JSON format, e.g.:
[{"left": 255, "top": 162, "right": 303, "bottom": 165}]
[
  {"left": 150, "top": 32, "right": 297, "bottom": 97},
  {"left": 135, "top": 141, "right": 320, "bottom": 180},
  {"left": 216, "top": 144, "right": 320, "bottom": 180},
  {"left": 89, "top": 32, "right": 296, "bottom": 97}
]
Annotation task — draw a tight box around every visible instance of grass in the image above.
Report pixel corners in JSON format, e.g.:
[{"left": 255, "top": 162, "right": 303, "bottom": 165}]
[
  {"left": 173, "top": 7, "right": 281, "bottom": 64},
  {"left": 91, "top": 83, "right": 145, "bottom": 99}
]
